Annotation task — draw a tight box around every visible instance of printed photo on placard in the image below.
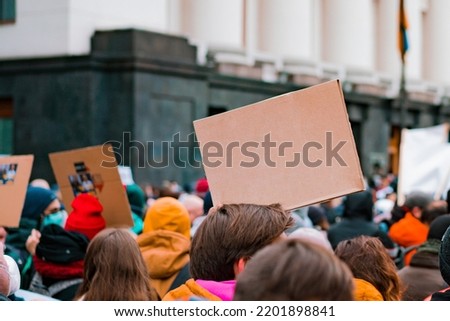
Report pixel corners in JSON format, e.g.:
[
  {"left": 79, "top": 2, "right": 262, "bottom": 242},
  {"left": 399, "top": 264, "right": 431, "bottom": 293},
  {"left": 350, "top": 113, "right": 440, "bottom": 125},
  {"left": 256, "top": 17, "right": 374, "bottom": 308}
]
[
  {"left": 0, "top": 163, "right": 18, "bottom": 185},
  {"left": 68, "top": 161, "right": 103, "bottom": 197}
]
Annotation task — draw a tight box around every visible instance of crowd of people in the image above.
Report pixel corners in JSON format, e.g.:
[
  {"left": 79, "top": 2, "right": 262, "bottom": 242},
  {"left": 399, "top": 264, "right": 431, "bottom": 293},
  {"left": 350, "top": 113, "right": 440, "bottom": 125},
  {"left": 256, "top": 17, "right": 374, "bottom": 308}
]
[{"left": 1, "top": 169, "right": 450, "bottom": 301}]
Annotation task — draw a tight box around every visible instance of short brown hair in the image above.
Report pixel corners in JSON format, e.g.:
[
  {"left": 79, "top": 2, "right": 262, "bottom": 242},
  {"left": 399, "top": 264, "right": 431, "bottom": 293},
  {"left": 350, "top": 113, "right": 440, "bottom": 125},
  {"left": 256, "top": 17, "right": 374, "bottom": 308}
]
[
  {"left": 234, "top": 238, "right": 354, "bottom": 300},
  {"left": 335, "top": 235, "right": 402, "bottom": 301},
  {"left": 190, "top": 203, "right": 293, "bottom": 281}
]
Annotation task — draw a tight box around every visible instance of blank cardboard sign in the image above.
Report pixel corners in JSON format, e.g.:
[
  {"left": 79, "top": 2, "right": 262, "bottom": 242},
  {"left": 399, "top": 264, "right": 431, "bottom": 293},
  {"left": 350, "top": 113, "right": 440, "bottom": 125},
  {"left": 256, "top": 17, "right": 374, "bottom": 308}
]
[
  {"left": 49, "top": 144, "right": 133, "bottom": 228},
  {"left": 194, "top": 80, "right": 364, "bottom": 210},
  {"left": 0, "top": 155, "right": 34, "bottom": 227}
]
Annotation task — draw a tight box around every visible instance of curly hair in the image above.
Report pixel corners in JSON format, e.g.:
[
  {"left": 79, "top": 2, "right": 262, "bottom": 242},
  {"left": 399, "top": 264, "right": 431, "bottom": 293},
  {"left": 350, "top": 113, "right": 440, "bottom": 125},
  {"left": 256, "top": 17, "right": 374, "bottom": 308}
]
[{"left": 335, "top": 235, "right": 402, "bottom": 301}]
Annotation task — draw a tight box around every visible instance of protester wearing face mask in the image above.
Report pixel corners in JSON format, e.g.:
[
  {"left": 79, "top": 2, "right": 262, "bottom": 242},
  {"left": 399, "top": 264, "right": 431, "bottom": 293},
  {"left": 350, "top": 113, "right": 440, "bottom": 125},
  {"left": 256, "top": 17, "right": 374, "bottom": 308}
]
[
  {"left": 40, "top": 203, "right": 68, "bottom": 229},
  {"left": 28, "top": 193, "right": 106, "bottom": 300},
  {"left": 4, "top": 186, "right": 62, "bottom": 289},
  {"left": 25, "top": 197, "right": 68, "bottom": 257}
]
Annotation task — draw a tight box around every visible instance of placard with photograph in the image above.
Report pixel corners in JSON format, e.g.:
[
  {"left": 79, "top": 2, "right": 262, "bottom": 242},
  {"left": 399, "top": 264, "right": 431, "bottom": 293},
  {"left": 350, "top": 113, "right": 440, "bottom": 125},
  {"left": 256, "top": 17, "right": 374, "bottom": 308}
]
[
  {"left": 49, "top": 144, "right": 133, "bottom": 228},
  {"left": 0, "top": 155, "right": 34, "bottom": 227}
]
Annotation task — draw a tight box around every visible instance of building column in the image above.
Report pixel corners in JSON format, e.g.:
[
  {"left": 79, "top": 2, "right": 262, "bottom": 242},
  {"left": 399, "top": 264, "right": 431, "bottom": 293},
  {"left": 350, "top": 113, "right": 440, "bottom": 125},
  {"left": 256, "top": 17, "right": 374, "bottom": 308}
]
[
  {"left": 179, "top": 0, "right": 244, "bottom": 48},
  {"left": 422, "top": 0, "right": 450, "bottom": 84},
  {"left": 322, "top": 0, "right": 375, "bottom": 69},
  {"left": 256, "top": 0, "right": 317, "bottom": 59}
]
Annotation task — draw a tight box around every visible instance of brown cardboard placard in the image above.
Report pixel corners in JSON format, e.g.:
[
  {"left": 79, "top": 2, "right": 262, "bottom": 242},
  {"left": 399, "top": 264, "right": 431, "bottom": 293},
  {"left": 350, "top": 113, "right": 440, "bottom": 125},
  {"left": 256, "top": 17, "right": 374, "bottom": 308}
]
[
  {"left": 0, "top": 155, "right": 34, "bottom": 227},
  {"left": 49, "top": 144, "right": 133, "bottom": 228},
  {"left": 194, "top": 79, "right": 364, "bottom": 210}
]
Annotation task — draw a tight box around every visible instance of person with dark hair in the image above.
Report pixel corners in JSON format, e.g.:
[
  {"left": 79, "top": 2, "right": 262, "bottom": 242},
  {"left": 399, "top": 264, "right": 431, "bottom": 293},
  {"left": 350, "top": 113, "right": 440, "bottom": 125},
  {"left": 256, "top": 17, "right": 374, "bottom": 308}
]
[
  {"left": 421, "top": 200, "right": 448, "bottom": 226},
  {"left": 428, "top": 225, "right": 450, "bottom": 300},
  {"left": 28, "top": 224, "right": 89, "bottom": 300},
  {"left": 398, "top": 214, "right": 450, "bottom": 300},
  {"left": 126, "top": 183, "right": 147, "bottom": 235},
  {"left": 368, "top": 162, "right": 383, "bottom": 190},
  {"left": 307, "top": 206, "right": 330, "bottom": 232},
  {"left": 335, "top": 236, "right": 402, "bottom": 301},
  {"left": 319, "top": 199, "right": 342, "bottom": 225},
  {"left": 389, "top": 191, "right": 433, "bottom": 265},
  {"left": 75, "top": 228, "right": 159, "bottom": 301},
  {"left": 5, "top": 186, "right": 62, "bottom": 289},
  {"left": 327, "top": 191, "right": 393, "bottom": 250},
  {"left": 163, "top": 203, "right": 293, "bottom": 301},
  {"left": 233, "top": 238, "right": 354, "bottom": 300}
]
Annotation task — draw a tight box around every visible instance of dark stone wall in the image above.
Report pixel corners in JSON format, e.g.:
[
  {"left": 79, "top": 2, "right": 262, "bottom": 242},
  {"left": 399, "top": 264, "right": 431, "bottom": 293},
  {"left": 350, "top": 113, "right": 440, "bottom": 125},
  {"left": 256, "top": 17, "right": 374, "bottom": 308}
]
[
  {"left": 2, "top": 69, "right": 97, "bottom": 181},
  {"left": 92, "top": 29, "right": 197, "bottom": 64},
  {"left": 132, "top": 72, "right": 208, "bottom": 186}
]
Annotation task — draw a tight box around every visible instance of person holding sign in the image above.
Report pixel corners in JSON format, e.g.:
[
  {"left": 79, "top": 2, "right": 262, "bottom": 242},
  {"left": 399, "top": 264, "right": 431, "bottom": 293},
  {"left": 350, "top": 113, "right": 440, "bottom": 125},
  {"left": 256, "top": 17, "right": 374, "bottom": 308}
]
[
  {"left": 163, "top": 203, "right": 293, "bottom": 301},
  {"left": 27, "top": 193, "right": 106, "bottom": 300},
  {"left": 28, "top": 224, "right": 89, "bottom": 300},
  {"left": 5, "top": 186, "right": 62, "bottom": 289}
]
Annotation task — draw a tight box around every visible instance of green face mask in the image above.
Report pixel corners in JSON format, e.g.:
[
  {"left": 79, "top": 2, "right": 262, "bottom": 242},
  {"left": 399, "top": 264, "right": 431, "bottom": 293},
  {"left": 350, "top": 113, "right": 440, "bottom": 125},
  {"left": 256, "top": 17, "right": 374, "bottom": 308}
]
[{"left": 41, "top": 210, "right": 67, "bottom": 229}]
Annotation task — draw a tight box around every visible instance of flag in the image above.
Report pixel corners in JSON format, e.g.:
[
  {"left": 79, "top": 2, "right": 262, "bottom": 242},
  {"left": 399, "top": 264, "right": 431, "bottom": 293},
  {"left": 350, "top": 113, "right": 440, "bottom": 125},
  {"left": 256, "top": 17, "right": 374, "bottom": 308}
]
[{"left": 398, "top": 0, "right": 409, "bottom": 62}]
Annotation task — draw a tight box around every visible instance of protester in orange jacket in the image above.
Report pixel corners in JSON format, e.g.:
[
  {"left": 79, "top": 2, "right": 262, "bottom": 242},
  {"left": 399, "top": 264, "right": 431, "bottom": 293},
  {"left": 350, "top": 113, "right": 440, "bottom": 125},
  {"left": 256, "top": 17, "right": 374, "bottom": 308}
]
[{"left": 389, "top": 191, "right": 432, "bottom": 266}]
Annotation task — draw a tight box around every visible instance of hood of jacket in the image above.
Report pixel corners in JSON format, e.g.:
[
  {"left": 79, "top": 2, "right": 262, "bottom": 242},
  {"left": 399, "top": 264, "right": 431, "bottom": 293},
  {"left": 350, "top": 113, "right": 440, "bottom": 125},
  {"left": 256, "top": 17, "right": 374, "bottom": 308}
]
[
  {"left": 143, "top": 197, "right": 190, "bottom": 239},
  {"left": 137, "top": 229, "right": 190, "bottom": 279}
]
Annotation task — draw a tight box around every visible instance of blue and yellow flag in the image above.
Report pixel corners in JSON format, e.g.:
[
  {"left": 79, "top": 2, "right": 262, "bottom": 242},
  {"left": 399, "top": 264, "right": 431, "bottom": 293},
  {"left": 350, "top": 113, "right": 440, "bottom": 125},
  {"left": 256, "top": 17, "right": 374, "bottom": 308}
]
[{"left": 398, "top": 0, "right": 409, "bottom": 62}]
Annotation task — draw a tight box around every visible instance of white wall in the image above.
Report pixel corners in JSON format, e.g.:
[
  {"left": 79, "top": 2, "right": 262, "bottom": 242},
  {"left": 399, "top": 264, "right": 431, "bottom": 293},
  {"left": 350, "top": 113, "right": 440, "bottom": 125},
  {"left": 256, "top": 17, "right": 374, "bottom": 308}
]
[
  {"left": 0, "top": 0, "right": 70, "bottom": 59},
  {"left": 0, "top": 0, "right": 173, "bottom": 58},
  {"left": 67, "top": 0, "right": 171, "bottom": 55}
]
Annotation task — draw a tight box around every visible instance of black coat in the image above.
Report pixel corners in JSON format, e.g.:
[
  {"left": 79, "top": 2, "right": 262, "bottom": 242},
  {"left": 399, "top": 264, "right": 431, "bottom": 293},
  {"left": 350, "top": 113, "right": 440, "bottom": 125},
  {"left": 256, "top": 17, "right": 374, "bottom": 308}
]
[{"left": 327, "top": 218, "right": 392, "bottom": 250}]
